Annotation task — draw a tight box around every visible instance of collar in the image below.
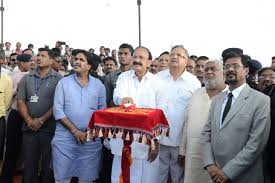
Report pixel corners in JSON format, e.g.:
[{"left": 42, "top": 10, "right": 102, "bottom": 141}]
[
  {"left": 115, "top": 69, "right": 123, "bottom": 76},
  {"left": 225, "top": 83, "right": 246, "bottom": 99},
  {"left": 223, "top": 85, "right": 229, "bottom": 92},
  {"left": 131, "top": 70, "right": 152, "bottom": 80},
  {"left": 165, "top": 69, "right": 189, "bottom": 81},
  {"left": 74, "top": 73, "right": 93, "bottom": 86},
  {"left": 29, "top": 67, "right": 56, "bottom": 78}
]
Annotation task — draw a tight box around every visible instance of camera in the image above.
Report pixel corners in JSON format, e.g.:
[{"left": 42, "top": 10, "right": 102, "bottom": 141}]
[{"left": 58, "top": 41, "right": 66, "bottom": 46}]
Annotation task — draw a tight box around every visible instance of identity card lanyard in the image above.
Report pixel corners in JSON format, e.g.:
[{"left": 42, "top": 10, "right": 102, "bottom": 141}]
[{"left": 30, "top": 77, "right": 46, "bottom": 103}]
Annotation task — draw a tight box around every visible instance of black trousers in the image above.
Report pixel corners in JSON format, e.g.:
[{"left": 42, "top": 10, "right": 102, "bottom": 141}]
[
  {"left": 0, "top": 116, "right": 5, "bottom": 160},
  {"left": 0, "top": 109, "right": 23, "bottom": 182},
  {"left": 23, "top": 131, "right": 54, "bottom": 183}
]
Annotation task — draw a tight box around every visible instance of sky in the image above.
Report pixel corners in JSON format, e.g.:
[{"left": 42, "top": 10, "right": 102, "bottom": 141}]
[{"left": 3, "top": 0, "right": 275, "bottom": 66}]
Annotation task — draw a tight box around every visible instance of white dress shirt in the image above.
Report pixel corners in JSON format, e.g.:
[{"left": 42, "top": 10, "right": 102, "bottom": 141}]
[
  {"left": 1, "top": 67, "right": 12, "bottom": 75},
  {"left": 157, "top": 69, "right": 201, "bottom": 147},
  {"left": 219, "top": 83, "right": 246, "bottom": 128},
  {"left": 113, "top": 70, "right": 166, "bottom": 109}
]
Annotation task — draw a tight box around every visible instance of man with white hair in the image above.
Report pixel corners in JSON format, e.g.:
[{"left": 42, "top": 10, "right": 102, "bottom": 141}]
[
  {"left": 157, "top": 45, "right": 201, "bottom": 183},
  {"left": 178, "top": 59, "right": 227, "bottom": 183}
]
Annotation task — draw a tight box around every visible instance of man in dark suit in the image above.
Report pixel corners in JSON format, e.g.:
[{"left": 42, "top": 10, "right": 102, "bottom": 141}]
[
  {"left": 264, "top": 84, "right": 275, "bottom": 183},
  {"left": 201, "top": 52, "right": 271, "bottom": 183}
]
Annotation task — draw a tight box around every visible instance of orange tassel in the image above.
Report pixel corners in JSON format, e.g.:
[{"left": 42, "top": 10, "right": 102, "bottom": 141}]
[
  {"left": 119, "top": 173, "right": 124, "bottom": 183},
  {"left": 124, "top": 147, "right": 132, "bottom": 166}
]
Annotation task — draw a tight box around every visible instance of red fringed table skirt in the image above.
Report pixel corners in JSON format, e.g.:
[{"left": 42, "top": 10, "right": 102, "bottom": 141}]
[{"left": 88, "top": 107, "right": 170, "bottom": 183}]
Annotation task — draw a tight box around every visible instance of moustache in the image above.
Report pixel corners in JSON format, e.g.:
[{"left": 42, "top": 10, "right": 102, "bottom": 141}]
[
  {"left": 133, "top": 61, "right": 142, "bottom": 66},
  {"left": 73, "top": 63, "right": 81, "bottom": 67},
  {"left": 262, "top": 80, "right": 273, "bottom": 85},
  {"left": 226, "top": 71, "right": 236, "bottom": 76}
]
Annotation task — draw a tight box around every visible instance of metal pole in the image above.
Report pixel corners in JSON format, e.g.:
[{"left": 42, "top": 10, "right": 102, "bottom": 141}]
[
  {"left": 137, "top": 0, "right": 141, "bottom": 46},
  {"left": 0, "top": 0, "right": 4, "bottom": 59}
]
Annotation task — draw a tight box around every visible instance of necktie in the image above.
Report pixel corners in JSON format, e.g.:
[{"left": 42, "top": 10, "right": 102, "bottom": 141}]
[{"left": 222, "top": 92, "right": 233, "bottom": 124}]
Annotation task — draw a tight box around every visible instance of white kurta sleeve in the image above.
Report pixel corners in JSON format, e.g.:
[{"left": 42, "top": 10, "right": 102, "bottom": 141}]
[{"left": 113, "top": 74, "right": 127, "bottom": 105}]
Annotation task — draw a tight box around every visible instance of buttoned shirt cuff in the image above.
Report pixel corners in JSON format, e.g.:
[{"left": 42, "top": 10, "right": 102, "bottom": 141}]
[{"left": 114, "top": 97, "right": 122, "bottom": 105}]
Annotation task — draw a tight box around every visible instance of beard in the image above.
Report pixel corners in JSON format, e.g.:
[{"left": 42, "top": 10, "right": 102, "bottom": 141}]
[
  {"left": 225, "top": 72, "right": 238, "bottom": 84},
  {"left": 204, "top": 77, "right": 223, "bottom": 89}
]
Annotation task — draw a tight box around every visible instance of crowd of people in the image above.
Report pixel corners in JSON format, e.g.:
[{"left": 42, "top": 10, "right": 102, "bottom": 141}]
[{"left": 0, "top": 41, "right": 274, "bottom": 183}]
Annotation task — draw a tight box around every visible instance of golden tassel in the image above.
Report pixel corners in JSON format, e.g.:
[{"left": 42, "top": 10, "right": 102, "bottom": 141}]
[
  {"left": 125, "top": 132, "right": 130, "bottom": 141},
  {"left": 142, "top": 135, "right": 147, "bottom": 144},
  {"left": 108, "top": 130, "right": 112, "bottom": 138},
  {"left": 98, "top": 128, "right": 103, "bottom": 137}
]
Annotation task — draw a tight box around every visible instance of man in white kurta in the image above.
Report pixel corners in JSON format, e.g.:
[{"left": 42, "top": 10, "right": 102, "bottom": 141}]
[
  {"left": 179, "top": 59, "right": 227, "bottom": 183},
  {"left": 111, "top": 46, "right": 166, "bottom": 183},
  {"left": 157, "top": 45, "right": 201, "bottom": 183}
]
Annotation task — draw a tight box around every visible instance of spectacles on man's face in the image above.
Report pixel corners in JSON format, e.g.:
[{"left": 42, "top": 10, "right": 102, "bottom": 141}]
[
  {"left": 224, "top": 64, "right": 244, "bottom": 70},
  {"left": 204, "top": 66, "right": 219, "bottom": 72},
  {"left": 11, "top": 59, "right": 16, "bottom": 61},
  {"left": 258, "top": 74, "right": 275, "bottom": 81},
  {"left": 169, "top": 53, "right": 187, "bottom": 59}
]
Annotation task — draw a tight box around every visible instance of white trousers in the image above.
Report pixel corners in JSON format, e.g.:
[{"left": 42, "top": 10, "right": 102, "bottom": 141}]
[{"left": 110, "top": 139, "right": 159, "bottom": 183}]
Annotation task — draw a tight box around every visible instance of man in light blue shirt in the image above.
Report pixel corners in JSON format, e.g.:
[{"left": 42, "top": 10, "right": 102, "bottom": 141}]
[{"left": 53, "top": 50, "right": 106, "bottom": 183}]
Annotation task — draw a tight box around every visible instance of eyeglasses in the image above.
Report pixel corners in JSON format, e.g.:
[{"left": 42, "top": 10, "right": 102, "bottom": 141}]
[
  {"left": 11, "top": 59, "right": 16, "bottom": 61},
  {"left": 204, "top": 67, "right": 219, "bottom": 72},
  {"left": 258, "top": 74, "right": 275, "bottom": 80},
  {"left": 224, "top": 64, "right": 244, "bottom": 70},
  {"left": 169, "top": 53, "right": 187, "bottom": 59}
]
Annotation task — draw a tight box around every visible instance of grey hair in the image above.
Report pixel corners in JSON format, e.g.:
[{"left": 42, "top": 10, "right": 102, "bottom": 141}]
[
  {"left": 170, "top": 45, "right": 189, "bottom": 58},
  {"left": 205, "top": 59, "right": 224, "bottom": 71}
]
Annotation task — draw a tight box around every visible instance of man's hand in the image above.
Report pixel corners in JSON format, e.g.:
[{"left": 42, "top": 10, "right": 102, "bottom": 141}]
[
  {"left": 147, "top": 141, "right": 159, "bottom": 162},
  {"left": 206, "top": 164, "right": 219, "bottom": 180},
  {"left": 213, "top": 169, "right": 229, "bottom": 183},
  {"left": 207, "top": 165, "right": 229, "bottom": 183},
  {"left": 26, "top": 117, "right": 34, "bottom": 130},
  {"left": 121, "top": 97, "right": 134, "bottom": 104},
  {"left": 72, "top": 129, "right": 87, "bottom": 144},
  {"left": 26, "top": 117, "right": 41, "bottom": 131},
  {"left": 31, "top": 118, "right": 43, "bottom": 131},
  {"left": 177, "top": 155, "right": 185, "bottom": 168}
]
